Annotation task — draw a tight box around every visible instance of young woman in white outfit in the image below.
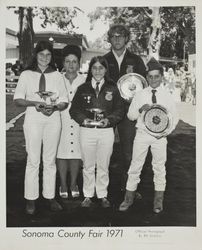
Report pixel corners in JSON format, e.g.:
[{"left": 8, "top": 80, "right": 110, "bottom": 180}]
[
  {"left": 14, "top": 41, "right": 68, "bottom": 215},
  {"left": 57, "top": 45, "right": 85, "bottom": 199}
]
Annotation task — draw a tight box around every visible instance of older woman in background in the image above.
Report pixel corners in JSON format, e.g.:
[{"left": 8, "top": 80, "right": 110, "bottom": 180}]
[{"left": 57, "top": 45, "right": 85, "bottom": 199}]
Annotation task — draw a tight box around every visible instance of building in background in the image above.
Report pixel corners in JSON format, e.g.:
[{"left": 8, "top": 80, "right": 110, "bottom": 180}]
[
  {"left": 6, "top": 28, "right": 19, "bottom": 64},
  {"left": 6, "top": 28, "right": 108, "bottom": 72}
]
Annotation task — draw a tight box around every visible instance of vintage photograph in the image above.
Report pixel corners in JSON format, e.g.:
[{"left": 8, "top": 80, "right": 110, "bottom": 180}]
[{"left": 5, "top": 3, "right": 196, "bottom": 230}]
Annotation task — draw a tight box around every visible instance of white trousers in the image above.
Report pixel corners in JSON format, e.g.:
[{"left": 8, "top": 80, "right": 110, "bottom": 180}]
[
  {"left": 23, "top": 113, "right": 61, "bottom": 200},
  {"left": 126, "top": 129, "right": 167, "bottom": 192},
  {"left": 80, "top": 127, "right": 114, "bottom": 198}
]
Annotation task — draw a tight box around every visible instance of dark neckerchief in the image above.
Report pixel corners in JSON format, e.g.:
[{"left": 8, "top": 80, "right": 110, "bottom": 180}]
[{"left": 35, "top": 66, "right": 56, "bottom": 92}]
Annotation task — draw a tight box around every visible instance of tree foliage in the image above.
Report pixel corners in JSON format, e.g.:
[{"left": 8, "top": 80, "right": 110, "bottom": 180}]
[
  {"left": 33, "top": 7, "right": 82, "bottom": 31},
  {"left": 7, "top": 6, "right": 82, "bottom": 67},
  {"left": 88, "top": 6, "right": 195, "bottom": 59}
]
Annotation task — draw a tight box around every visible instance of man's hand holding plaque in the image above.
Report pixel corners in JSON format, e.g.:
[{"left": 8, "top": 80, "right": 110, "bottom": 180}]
[{"left": 139, "top": 104, "right": 151, "bottom": 114}]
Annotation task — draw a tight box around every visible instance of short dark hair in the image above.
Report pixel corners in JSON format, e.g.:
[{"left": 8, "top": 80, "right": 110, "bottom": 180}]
[
  {"left": 62, "top": 44, "right": 81, "bottom": 62},
  {"left": 108, "top": 24, "right": 130, "bottom": 43},
  {"left": 26, "top": 40, "right": 56, "bottom": 71}
]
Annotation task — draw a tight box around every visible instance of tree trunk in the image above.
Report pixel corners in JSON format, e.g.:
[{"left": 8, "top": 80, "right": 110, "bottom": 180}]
[
  {"left": 147, "top": 7, "right": 161, "bottom": 60},
  {"left": 17, "top": 7, "right": 35, "bottom": 68}
]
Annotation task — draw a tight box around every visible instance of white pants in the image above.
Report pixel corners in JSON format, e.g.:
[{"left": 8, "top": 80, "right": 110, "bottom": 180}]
[
  {"left": 126, "top": 130, "right": 167, "bottom": 192},
  {"left": 80, "top": 127, "right": 114, "bottom": 198},
  {"left": 23, "top": 112, "right": 61, "bottom": 200}
]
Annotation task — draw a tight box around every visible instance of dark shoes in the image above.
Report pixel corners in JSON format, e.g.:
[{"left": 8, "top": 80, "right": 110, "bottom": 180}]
[
  {"left": 81, "top": 197, "right": 93, "bottom": 207},
  {"left": 48, "top": 199, "right": 63, "bottom": 212},
  {"left": 119, "top": 190, "right": 136, "bottom": 211},
  {"left": 134, "top": 191, "right": 142, "bottom": 200},
  {"left": 101, "top": 197, "right": 110, "bottom": 208},
  {"left": 153, "top": 191, "right": 164, "bottom": 213},
  {"left": 81, "top": 197, "right": 110, "bottom": 208},
  {"left": 25, "top": 200, "right": 36, "bottom": 215},
  {"left": 26, "top": 199, "right": 62, "bottom": 214},
  {"left": 119, "top": 190, "right": 164, "bottom": 213}
]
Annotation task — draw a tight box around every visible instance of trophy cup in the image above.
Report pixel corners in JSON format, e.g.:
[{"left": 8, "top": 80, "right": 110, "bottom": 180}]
[
  {"left": 86, "top": 108, "right": 105, "bottom": 127},
  {"left": 35, "top": 91, "right": 58, "bottom": 109}
]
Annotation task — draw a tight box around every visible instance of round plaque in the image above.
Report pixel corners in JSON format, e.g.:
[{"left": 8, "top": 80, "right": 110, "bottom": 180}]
[
  {"left": 143, "top": 105, "right": 172, "bottom": 137},
  {"left": 117, "top": 73, "right": 148, "bottom": 102}
]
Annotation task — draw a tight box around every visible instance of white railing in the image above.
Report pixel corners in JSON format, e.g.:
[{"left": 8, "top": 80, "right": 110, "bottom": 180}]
[{"left": 6, "top": 76, "right": 19, "bottom": 95}]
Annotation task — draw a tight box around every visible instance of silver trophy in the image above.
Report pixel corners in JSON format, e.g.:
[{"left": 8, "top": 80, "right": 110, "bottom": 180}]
[
  {"left": 86, "top": 108, "right": 105, "bottom": 126},
  {"left": 36, "top": 91, "right": 58, "bottom": 108},
  {"left": 142, "top": 104, "right": 173, "bottom": 137},
  {"left": 117, "top": 73, "right": 148, "bottom": 102}
]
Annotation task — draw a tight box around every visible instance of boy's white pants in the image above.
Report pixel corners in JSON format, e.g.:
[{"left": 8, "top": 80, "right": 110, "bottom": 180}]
[
  {"left": 23, "top": 112, "right": 61, "bottom": 200},
  {"left": 80, "top": 127, "right": 114, "bottom": 198},
  {"left": 126, "top": 129, "right": 167, "bottom": 192}
]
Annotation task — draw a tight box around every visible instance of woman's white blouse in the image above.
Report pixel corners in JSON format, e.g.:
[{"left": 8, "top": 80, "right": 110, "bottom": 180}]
[{"left": 14, "top": 70, "right": 69, "bottom": 116}]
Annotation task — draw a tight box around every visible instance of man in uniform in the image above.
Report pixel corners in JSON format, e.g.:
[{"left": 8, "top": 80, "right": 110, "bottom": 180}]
[{"left": 104, "top": 24, "right": 146, "bottom": 190}]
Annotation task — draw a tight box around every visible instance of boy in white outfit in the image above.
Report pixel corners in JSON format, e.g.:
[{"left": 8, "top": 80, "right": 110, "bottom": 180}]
[{"left": 119, "top": 57, "right": 179, "bottom": 213}]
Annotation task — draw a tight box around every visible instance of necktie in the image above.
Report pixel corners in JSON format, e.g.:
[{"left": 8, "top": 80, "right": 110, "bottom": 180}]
[
  {"left": 39, "top": 73, "right": 46, "bottom": 92},
  {"left": 152, "top": 89, "right": 157, "bottom": 103},
  {"left": 95, "top": 82, "right": 100, "bottom": 97}
]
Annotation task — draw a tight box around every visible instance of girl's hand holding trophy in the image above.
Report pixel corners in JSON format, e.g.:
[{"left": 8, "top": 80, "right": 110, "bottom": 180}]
[{"left": 35, "top": 91, "right": 59, "bottom": 116}]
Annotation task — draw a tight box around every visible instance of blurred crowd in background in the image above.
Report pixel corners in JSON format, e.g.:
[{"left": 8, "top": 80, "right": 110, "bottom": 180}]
[
  {"left": 6, "top": 60, "right": 196, "bottom": 105},
  {"left": 162, "top": 63, "right": 196, "bottom": 105}
]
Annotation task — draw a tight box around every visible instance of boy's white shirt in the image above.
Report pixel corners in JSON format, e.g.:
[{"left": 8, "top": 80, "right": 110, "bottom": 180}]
[{"left": 127, "top": 85, "right": 179, "bottom": 135}]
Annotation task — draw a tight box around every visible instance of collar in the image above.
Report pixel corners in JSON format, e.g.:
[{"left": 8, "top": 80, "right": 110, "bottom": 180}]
[
  {"left": 35, "top": 66, "right": 55, "bottom": 74},
  {"left": 148, "top": 85, "right": 162, "bottom": 92},
  {"left": 91, "top": 78, "right": 105, "bottom": 90},
  {"left": 112, "top": 48, "right": 126, "bottom": 58},
  {"left": 112, "top": 48, "right": 126, "bottom": 69}
]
